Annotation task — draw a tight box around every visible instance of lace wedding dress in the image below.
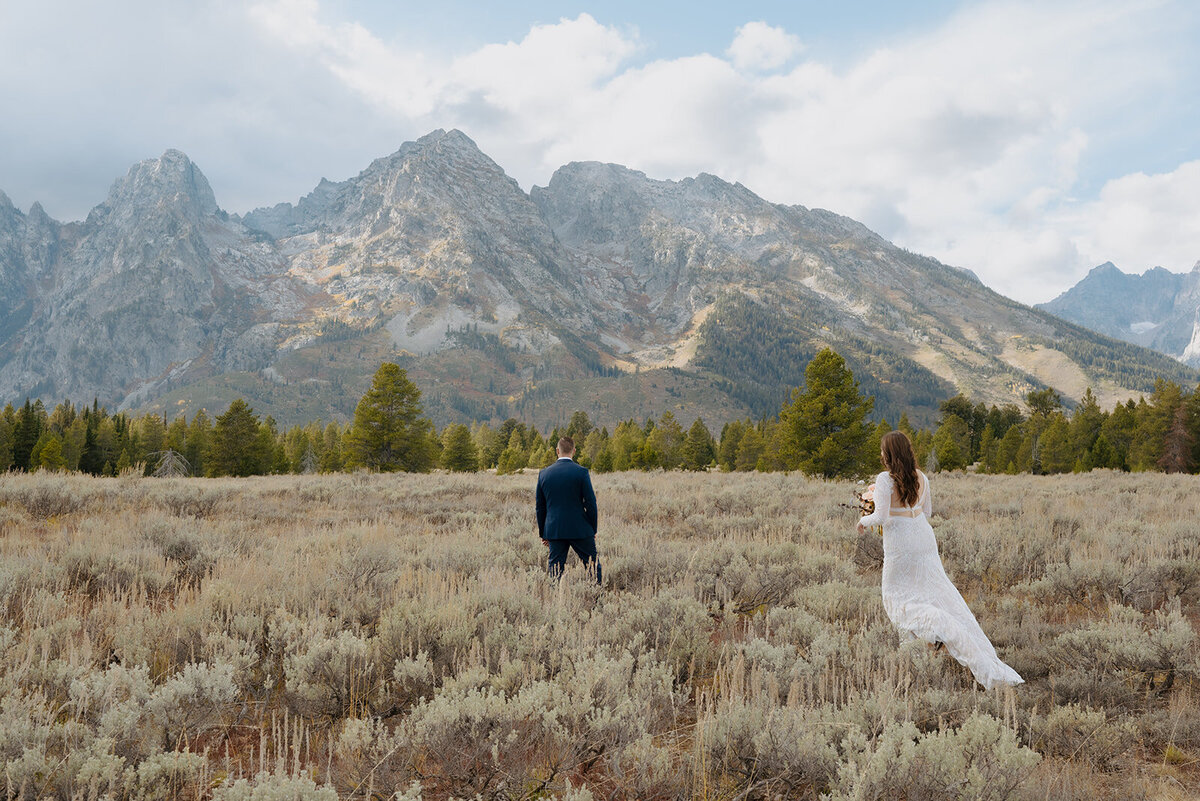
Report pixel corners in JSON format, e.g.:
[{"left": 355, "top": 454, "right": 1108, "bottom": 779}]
[{"left": 860, "top": 470, "right": 1024, "bottom": 690}]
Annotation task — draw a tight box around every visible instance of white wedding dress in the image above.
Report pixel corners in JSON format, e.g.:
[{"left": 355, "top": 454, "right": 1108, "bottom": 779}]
[{"left": 859, "top": 470, "right": 1024, "bottom": 690}]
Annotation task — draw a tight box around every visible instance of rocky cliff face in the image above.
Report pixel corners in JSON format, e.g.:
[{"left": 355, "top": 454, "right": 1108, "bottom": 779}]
[
  {"left": 2, "top": 130, "right": 1195, "bottom": 427},
  {"left": 0, "top": 151, "right": 314, "bottom": 407},
  {"left": 1039, "top": 262, "right": 1200, "bottom": 367}
]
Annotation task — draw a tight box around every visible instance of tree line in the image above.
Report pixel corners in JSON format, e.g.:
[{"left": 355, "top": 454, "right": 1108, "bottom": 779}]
[{"left": 3, "top": 351, "right": 1199, "bottom": 478}]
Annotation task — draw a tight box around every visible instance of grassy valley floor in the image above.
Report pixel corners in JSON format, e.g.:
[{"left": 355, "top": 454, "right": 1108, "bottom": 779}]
[{"left": 0, "top": 470, "right": 1197, "bottom": 799}]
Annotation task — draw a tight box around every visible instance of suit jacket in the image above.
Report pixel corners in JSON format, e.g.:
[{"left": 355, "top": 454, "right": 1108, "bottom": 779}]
[{"left": 536, "top": 458, "right": 598, "bottom": 540}]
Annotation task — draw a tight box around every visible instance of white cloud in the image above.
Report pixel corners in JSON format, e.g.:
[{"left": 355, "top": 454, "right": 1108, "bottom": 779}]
[
  {"left": 1066, "top": 160, "right": 1200, "bottom": 274},
  {"left": 242, "top": 0, "right": 1199, "bottom": 302},
  {"left": 727, "top": 22, "right": 803, "bottom": 72},
  {"left": 2, "top": 0, "right": 1195, "bottom": 306}
]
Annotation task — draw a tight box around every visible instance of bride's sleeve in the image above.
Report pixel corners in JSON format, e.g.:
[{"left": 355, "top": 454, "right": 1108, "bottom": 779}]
[
  {"left": 858, "top": 471, "right": 891, "bottom": 527},
  {"left": 922, "top": 473, "right": 932, "bottom": 517}
]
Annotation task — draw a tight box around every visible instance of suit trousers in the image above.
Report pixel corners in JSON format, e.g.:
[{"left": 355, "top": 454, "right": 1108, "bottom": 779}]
[{"left": 547, "top": 537, "right": 602, "bottom": 584}]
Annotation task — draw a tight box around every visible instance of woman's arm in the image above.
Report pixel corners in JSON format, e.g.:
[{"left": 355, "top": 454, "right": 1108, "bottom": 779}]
[
  {"left": 921, "top": 473, "right": 932, "bottom": 517},
  {"left": 857, "top": 472, "right": 891, "bottom": 531}
]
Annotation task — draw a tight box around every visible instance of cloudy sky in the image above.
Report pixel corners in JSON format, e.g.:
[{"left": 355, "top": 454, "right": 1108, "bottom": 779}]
[{"left": 1, "top": 0, "right": 1197, "bottom": 304}]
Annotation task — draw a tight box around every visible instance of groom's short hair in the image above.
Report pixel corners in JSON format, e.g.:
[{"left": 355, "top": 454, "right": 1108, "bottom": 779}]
[{"left": 557, "top": 436, "right": 575, "bottom": 454}]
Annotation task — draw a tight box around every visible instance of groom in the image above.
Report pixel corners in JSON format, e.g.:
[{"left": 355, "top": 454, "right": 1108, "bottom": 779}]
[{"left": 535, "top": 436, "right": 601, "bottom": 584}]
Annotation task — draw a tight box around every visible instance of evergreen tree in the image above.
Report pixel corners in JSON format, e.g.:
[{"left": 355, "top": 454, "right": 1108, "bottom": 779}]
[
  {"left": 166, "top": 416, "right": 189, "bottom": 453},
  {"left": 320, "top": 423, "right": 344, "bottom": 472},
  {"left": 581, "top": 428, "right": 609, "bottom": 469},
  {"left": 496, "top": 429, "right": 528, "bottom": 475},
  {"left": 345, "top": 363, "right": 436, "bottom": 472},
  {"left": 996, "top": 426, "right": 1023, "bottom": 474},
  {"left": 647, "top": 412, "right": 685, "bottom": 469},
  {"left": 1025, "top": 388, "right": 1063, "bottom": 418},
  {"left": 78, "top": 416, "right": 104, "bottom": 475},
  {"left": 610, "top": 421, "right": 644, "bottom": 471},
  {"left": 38, "top": 435, "right": 65, "bottom": 471},
  {"left": 1129, "top": 380, "right": 1183, "bottom": 471},
  {"left": 681, "top": 418, "right": 716, "bottom": 471},
  {"left": 1068, "top": 387, "right": 1104, "bottom": 458},
  {"left": 1038, "top": 415, "right": 1073, "bottom": 474},
  {"left": 487, "top": 419, "right": 521, "bottom": 468},
  {"left": 931, "top": 414, "right": 970, "bottom": 471},
  {"left": 1159, "top": 404, "right": 1193, "bottom": 473},
  {"left": 471, "top": 423, "right": 500, "bottom": 469},
  {"left": 186, "top": 410, "right": 212, "bottom": 477},
  {"left": 440, "top": 424, "right": 479, "bottom": 472},
  {"left": 717, "top": 420, "right": 747, "bottom": 472},
  {"left": 1186, "top": 388, "right": 1200, "bottom": 473},
  {"left": 861, "top": 420, "right": 890, "bottom": 475},
  {"left": 13, "top": 399, "right": 44, "bottom": 471},
  {"left": 1100, "top": 400, "right": 1136, "bottom": 470},
  {"left": 978, "top": 425, "right": 998, "bottom": 473},
  {"left": 206, "top": 399, "right": 264, "bottom": 477},
  {"left": 566, "top": 411, "right": 594, "bottom": 441},
  {"left": 592, "top": 444, "right": 615, "bottom": 473},
  {"left": 777, "top": 349, "right": 874, "bottom": 478},
  {"left": 1086, "top": 434, "right": 1120, "bottom": 470},
  {"left": 735, "top": 427, "right": 765, "bottom": 472},
  {"left": 0, "top": 416, "right": 13, "bottom": 472}
]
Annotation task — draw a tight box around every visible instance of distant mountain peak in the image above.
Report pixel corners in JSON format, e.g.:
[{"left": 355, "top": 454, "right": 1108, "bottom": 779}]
[{"left": 94, "top": 149, "right": 219, "bottom": 222}]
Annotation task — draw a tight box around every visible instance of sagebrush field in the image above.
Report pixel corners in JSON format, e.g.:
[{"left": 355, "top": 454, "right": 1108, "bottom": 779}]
[{"left": 0, "top": 469, "right": 1197, "bottom": 800}]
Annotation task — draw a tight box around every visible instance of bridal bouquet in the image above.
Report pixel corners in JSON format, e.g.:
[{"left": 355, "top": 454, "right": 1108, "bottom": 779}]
[{"left": 853, "top": 483, "right": 882, "bottom": 536}]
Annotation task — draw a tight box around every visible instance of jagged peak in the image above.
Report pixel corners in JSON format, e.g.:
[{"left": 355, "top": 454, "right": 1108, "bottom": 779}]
[
  {"left": 0, "top": 189, "right": 12, "bottom": 211},
  {"left": 96, "top": 149, "right": 219, "bottom": 220},
  {"left": 1087, "top": 261, "right": 1121, "bottom": 277},
  {"left": 27, "top": 201, "right": 52, "bottom": 223}
]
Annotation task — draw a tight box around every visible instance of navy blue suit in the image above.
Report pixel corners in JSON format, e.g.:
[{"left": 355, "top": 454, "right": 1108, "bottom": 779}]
[{"left": 536, "top": 457, "right": 601, "bottom": 582}]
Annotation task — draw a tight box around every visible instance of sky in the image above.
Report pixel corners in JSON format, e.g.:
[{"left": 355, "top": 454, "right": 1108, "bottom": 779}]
[{"left": 1, "top": 0, "right": 1197, "bottom": 304}]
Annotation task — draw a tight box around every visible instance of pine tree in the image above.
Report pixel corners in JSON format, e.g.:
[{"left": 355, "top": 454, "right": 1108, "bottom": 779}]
[
  {"left": 186, "top": 410, "right": 212, "bottom": 477},
  {"left": 320, "top": 423, "right": 344, "bottom": 472},
  {"left": 440, "top": 424, "right": 479, "bottom": 472},
  {"left": 778, "top": 349, "right": 874, "bottom": 478},
  {"left": 496, "top": 429, "right": 528, "bottom": 475},
  {"left": 566, "top": 411, "right": 593, "bottom": 441},
  {"left": 932, "top": 414, "right": 970, "bottom": 472},
  {"left": 1159, "top": 404, "right": 1193, "bottom": 473},
  {"left": 1038, "top": 415, "right": 1073, "bottom": 474},
  {"left": 717, "top": 420, "right": 746, "bottom": 472},
  {"left": 647, "top": 412, "right": 685, "bottom": 469},
  {"left": 0, "top": 416, "right": 13, "bottom": 472},
  {"left": 735, "top": 427, "right": 765, "bottom": 472},
  {"left": 581, "top": 428, "right": 609, "bottom": 469},
  {"left": 346, "top": 363, "right": 436, "bottom": 472},
  {"left": 38, "top": 436, "right": 66, "bottom": 472},
  {"left": 681, "top": 418, "right": 716, "bottom": 471},
  {"left": 1068, "top": 387, "right": 1104, "bottom": 458},
  {"left": 206, "top": 399, "right": 263, "bottom": 477}
]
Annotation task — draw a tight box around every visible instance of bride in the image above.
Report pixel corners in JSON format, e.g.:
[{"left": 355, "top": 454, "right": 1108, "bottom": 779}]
[{"left": 857, "top": 431, "right": 1023, "bottom": 690}]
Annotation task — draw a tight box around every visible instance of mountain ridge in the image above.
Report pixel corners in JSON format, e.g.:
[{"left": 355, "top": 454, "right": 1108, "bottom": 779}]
[
  {"left": 1038, "top": 261, "right": 1200, "bottom": 367},
  {"left": 2, "top": 129, "right": 1196, "bottom": 428}
]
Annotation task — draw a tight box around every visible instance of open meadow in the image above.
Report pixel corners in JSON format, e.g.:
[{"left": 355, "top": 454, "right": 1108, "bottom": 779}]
[{"left": 0, "top": 469, "right": 1197, "bottom": 800}]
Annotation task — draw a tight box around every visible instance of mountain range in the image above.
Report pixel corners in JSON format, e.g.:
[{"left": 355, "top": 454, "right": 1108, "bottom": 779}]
[
  {"left": 1038, "top": 262, "right": 1200, "bottom": 368},
  {"left": 2, "top": 129, "right": 1196, "bottom": 429}
]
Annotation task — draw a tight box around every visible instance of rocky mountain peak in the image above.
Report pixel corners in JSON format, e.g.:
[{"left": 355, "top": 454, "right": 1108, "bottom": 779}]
[{"left": 89, "top": 149, "right": 219, "bottom": 226}]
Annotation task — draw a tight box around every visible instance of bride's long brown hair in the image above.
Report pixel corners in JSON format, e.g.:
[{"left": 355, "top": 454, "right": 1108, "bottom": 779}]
[{"left": 881, "top": 431, "right": 920, "bottom": 507}]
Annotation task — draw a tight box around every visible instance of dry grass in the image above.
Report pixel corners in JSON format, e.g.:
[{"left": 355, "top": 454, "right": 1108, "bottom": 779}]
[{"left": 0, "top": 469, "right": 1197, "bottom": 800}]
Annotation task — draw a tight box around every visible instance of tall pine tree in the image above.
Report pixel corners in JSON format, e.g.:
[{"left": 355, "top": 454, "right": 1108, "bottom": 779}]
[
  {"left": 346, "top": 363, "right": 436, "bottom": 472},
  {"left": 778, "top": 349, "right": 874, "bottom": 478}
]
